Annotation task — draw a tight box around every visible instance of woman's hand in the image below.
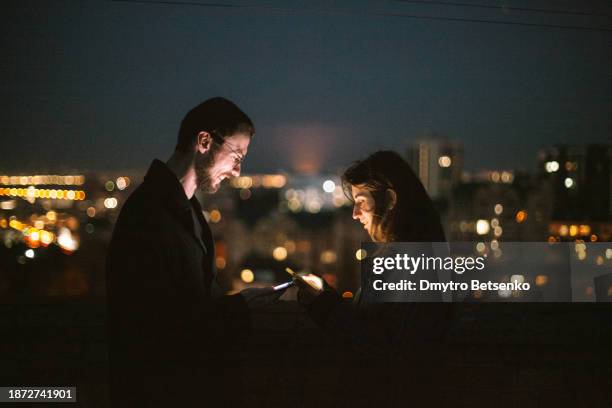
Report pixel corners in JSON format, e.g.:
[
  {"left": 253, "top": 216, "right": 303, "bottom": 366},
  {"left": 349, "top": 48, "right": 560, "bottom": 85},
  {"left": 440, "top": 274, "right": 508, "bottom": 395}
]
[{"left": 295, "top": 274, "right": 325, "bottom": 306}]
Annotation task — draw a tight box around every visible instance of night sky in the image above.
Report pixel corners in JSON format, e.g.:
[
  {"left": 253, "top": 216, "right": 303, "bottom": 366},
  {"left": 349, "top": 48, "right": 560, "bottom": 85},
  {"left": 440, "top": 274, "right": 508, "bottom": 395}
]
[{"left": 2, "top": 0, "right": 611, "bottom": 174}]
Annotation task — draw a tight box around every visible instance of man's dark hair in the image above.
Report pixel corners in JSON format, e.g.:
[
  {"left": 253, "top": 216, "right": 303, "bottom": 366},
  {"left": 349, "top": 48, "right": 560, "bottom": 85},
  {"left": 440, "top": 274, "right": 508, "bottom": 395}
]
[{"left": 176, "top": 97, "right": 255, "bottom": 153}]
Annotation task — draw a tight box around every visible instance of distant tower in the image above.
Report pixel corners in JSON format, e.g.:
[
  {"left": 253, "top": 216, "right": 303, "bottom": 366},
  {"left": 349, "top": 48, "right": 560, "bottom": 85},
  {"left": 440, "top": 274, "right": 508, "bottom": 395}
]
[
  {"left": 584, "top": 144, "right": 611, "bottom": 221},
  {"left": 537, "top": 143, "right": 610, "bottom": 221},
  {"left": 406, "top": 139, "right": 464, "bottom": 200}
]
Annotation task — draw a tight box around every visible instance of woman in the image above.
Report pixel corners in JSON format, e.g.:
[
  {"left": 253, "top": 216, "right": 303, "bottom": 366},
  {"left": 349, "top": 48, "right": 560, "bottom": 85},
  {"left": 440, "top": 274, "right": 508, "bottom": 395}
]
[
  {"left": 344, "top": 150, "right": 445, "bottom": 243},
  {"left": 295, "top": 151, "right": 449, "bottom": 407}
]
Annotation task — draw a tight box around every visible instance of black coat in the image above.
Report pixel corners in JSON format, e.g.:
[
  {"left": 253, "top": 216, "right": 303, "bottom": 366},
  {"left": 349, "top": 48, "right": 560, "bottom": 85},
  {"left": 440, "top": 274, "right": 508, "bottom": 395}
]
[{"left": 106, "top": 159, "right": 249, "bottom": 407}]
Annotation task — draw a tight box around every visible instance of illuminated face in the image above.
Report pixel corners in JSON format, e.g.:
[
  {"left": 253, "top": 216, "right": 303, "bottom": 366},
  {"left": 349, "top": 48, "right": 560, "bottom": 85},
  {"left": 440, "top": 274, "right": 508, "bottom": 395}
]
[
  {"left": 195, "top": 133, "right": 250, "bottom": 193},
  {"left": 351, "top": 184, "right": 376, "bottom": 237}
]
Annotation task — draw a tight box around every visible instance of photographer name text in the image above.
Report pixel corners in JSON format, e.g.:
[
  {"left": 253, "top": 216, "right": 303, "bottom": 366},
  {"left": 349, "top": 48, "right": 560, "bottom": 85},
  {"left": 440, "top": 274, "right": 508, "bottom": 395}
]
[{"left": 372, "top": 280, "right": 531, "bottom": 292}]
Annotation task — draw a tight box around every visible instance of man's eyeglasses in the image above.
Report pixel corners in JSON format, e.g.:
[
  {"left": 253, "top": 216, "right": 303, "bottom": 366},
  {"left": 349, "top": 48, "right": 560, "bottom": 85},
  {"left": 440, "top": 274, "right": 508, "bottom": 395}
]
[{"left": 209, "top": 130, "right": 245, "bottom": 168}]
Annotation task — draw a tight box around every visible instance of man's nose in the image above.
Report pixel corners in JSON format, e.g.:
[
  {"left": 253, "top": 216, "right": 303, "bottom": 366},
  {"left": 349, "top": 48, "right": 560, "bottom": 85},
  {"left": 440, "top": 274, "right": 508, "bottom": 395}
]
[{"left": 230, "top": 164, "right": 241, "bottom": 177}]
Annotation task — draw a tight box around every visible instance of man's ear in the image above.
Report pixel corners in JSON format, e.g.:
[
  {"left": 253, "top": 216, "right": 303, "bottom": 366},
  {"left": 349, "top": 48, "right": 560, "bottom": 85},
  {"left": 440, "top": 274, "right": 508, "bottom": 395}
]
[
  {"left": 386, "top": 189, "right": 397, "bottom": 210},
  {"left": 196, "top": 131, "right": 212, "bottom": 154}
]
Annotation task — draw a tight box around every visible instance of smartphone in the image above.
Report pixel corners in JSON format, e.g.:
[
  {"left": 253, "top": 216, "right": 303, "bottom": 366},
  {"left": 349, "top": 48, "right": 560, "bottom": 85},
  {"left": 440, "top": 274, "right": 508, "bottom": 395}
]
[
  {"left": 273, "top": 281, "right": 294, "bottom": 291},
  {"left": 285, "top": 267, "right": 323, "bottom": 291}
]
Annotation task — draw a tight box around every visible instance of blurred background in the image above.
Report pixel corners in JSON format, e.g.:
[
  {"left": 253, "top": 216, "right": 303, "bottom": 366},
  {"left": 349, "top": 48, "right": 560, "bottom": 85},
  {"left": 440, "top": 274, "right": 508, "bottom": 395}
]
[
  {"left": 1, "top": 141, "right": 610, "bottom": 300},
  {"left": 2, "top": 0, "right": 611, "bottom": 301}
]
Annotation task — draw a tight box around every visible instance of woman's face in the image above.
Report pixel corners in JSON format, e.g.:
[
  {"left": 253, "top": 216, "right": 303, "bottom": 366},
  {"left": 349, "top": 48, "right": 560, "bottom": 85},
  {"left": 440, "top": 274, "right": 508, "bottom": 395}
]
[{"left": 351, "top": 184, "right": 376, "bottom": 237}]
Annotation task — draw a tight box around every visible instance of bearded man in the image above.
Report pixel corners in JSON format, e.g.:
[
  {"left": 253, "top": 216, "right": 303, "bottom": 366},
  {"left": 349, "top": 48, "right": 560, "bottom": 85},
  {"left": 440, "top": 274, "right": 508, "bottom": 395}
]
[{"left": 106, "top": 97, "right": 278, "bottom": 407}]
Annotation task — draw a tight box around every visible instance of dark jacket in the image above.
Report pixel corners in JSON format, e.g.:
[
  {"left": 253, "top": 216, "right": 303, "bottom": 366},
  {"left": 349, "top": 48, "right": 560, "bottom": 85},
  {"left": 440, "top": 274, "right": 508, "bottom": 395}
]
[{"left": 106, "top": 159, "right": 249, "bottom": 407}]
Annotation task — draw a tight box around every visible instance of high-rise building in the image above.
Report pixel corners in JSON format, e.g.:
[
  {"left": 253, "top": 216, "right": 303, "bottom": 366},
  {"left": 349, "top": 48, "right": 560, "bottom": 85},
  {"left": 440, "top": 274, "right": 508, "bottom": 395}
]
[
  {"left": 584, "top": 144, "right": 611, "bottom": 221},
  {"left": 405, "top": 139, "right": 464, "bottom": 200},
  {"left": 537, "top": 143, "right": 610, "bottom": 221}
]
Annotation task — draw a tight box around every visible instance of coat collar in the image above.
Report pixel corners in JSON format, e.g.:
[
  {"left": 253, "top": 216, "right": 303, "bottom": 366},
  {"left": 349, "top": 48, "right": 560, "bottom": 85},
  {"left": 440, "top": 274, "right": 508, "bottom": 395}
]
[
  {"left": 144, "top": 159, "right": 192, "bottom": 212},
  {"left": 143, "top": 159, "right": 211, "bottom": 255}
]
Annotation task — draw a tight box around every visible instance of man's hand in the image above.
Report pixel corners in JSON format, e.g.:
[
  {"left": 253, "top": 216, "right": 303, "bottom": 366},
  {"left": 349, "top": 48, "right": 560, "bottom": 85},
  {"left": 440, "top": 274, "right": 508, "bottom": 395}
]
[{"left": 240, "top": 287, "right": 285, "bottom": 309}]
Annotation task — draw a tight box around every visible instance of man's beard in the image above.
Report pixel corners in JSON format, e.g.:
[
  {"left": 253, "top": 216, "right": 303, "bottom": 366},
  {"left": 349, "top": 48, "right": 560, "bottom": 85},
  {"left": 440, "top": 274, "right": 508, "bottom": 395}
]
[{"left": 194, "top": 148, "right": 218, "bottom": 193}]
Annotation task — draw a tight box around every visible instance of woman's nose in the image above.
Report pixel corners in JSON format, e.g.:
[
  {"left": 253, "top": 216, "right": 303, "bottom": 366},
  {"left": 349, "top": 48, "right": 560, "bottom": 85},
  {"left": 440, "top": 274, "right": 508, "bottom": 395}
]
[{"left": 352, "top": 205, "right": 361, "bottom": 220}]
